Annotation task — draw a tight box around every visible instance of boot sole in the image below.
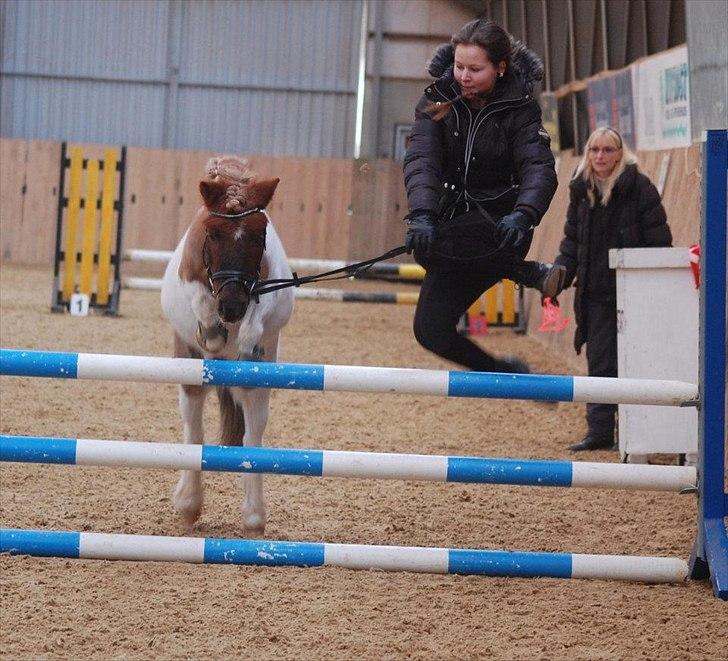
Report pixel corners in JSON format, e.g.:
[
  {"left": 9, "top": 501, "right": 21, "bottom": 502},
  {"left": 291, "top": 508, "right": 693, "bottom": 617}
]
[{"left": 540, "top": 265, "right": 567, "bottom": 299}]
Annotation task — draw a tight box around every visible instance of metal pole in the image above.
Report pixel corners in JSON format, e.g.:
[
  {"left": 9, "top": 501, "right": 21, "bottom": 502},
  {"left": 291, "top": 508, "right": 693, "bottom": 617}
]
[
  {"left": 353, "top": 0, "right": 369, "bottom": 159},
  {"left": 371, "top": 0, "right": 384, "bottom": 158},
  {"left": 541, "top": 0, "right": 551, "bottom": 92},
  {"left": 567, "top": 0, "right": 579, "bottom": 152},
  {"left": 600, "top": 0, "right": 609, "bottom": 70},
  {"left": 162, "top": 0, "right": 181, "bottom": 149}
]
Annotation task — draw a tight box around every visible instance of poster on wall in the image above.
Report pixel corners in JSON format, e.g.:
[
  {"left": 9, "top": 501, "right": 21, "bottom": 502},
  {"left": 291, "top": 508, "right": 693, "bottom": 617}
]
[
  {"left": 587, "top": 69, "right": 636, "bottom": 150},
  {"left": 538, "top": 92, "right": 560, "bottom": 155},
  {"left": 633, "top": 45, "right": 691, "bottom": 151}
]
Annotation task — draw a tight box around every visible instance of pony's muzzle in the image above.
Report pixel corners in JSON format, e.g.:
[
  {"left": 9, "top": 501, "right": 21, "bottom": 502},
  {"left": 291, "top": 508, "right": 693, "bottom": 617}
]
[{"left": 218, "top": 298, "right": 247, "bottom": 323}]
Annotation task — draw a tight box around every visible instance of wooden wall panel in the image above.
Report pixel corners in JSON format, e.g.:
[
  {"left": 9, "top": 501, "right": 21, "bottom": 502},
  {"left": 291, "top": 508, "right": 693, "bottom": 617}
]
[
  {"left": 123, "top": 148, "right": 180, "bottom": 252},
  {"left": 523, "top": 153, "right": 584, "bottom": 370},
  {"left": 22, "top": 141, "right": 62, "bottom": 265},
  {"left": 348, "top": 159, "right": 408, "bottom": 261},
  {"left": 174, "top": 150, "right": 213, "bottom": 242},
  {"left": 0, "top": 139, "right": 27, "bottom": 262}
]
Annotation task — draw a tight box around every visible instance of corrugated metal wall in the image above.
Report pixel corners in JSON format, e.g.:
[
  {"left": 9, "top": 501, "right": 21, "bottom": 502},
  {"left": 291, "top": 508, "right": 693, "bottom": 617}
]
[
  {"left": 686, "top": 0, "right": 728, "bottom": 141},
  {"left": 0, "top": 0, "right": 363, "bottom": 157}
]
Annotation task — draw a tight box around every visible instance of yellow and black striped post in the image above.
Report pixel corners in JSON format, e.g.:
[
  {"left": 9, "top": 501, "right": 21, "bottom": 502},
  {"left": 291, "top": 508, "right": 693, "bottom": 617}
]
[
  {"left": 52, "top": 142, "right": 127, "bottom": 315},
  {"left": 458, "top": 279, "right": 525, "bottom": 335}
]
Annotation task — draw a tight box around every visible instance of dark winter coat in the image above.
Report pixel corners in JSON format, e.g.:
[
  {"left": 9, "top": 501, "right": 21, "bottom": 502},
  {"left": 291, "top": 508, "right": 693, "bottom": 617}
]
[
  {"left": 403, "top": 43, "right": 557, "bottom": 225},
  {"left": 555, "top": 163, "right": 673, "bottom": 354}
]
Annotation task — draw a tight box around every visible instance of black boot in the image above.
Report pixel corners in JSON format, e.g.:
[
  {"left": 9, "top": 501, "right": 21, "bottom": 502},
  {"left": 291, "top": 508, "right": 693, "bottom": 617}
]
[
  {"left": 535, "top": 263, "right": 567, "bottom": 299},
  {"left": 511, "top": 261, "right": 567, "bottom": 299},
  {"left": 499, "top": 355, "right": 531, "bottom": 374},
  {"left": 568, "top": 434, "right": 615, "bottom": 452}
]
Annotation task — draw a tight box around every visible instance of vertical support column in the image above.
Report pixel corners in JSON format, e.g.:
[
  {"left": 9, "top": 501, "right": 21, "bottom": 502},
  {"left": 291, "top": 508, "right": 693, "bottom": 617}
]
[
  {"left": 162, "top": 0, "right": 182, "bottom": 149},
  {"left": 96, "top": 148, "right": 119, "bottom": 306},
  {"left": 52, "top": 142, "right": 68, "bottom": 312},
  {"left": 690, "top": 129, "right": 728, "bottom": 600},
  {"left": 61, "top": 146, "right": 84, "bottom": 303}
]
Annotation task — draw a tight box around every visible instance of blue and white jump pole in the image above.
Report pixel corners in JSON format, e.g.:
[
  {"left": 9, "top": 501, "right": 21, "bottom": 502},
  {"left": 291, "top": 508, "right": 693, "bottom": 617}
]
[
  {"left": 0, "top": 349, "right": 698, "bottom": 406},
  {"left": 0, "top": 434, "right": 697, "bottom": 493},
  {"left": 0, "top": 528, "right": 688, "bottom": 584}
]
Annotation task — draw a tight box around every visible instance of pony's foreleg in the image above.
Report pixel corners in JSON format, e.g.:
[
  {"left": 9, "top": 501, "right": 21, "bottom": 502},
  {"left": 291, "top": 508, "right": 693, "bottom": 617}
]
[
  {"left": 238, "top": 388, "right": 271, "bottom": 534},
  {"left": 172, "top": 383, "right": 207, "bottom": 525}
]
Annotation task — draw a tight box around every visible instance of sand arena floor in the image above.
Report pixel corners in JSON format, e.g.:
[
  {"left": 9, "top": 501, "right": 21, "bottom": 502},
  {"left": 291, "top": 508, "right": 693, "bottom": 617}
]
[{"left": 0, "top": 262, "right": 726, "bottom": 660}]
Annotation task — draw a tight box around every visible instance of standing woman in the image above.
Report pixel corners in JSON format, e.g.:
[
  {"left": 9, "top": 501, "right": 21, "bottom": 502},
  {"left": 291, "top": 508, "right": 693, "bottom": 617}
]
[
  {"left": 403, "top": 18, "right": 563, "bottom": 374},
  {"left": 554, "top": 127, "right": 672, "bottom": 451}
]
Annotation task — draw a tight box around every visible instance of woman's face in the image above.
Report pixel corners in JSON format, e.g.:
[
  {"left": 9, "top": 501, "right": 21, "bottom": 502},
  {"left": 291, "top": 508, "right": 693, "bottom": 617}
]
[
  {"left": 454, "top": 43, "right": 505, "bottom": 99},
  {"left": 588, "top": 135, "right": 622, "bottom": 177}
]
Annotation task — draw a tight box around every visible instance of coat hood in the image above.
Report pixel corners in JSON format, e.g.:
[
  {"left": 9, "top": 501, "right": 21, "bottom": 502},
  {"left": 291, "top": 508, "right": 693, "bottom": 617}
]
[{"left": 427, "top": 40, "right": 545, "bottom": 95}]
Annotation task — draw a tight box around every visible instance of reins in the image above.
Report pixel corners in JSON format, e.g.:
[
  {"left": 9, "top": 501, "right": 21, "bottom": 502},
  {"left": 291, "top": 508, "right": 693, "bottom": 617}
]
[{"left": 252, "top": 246, "right": 408, "bottom": 297}]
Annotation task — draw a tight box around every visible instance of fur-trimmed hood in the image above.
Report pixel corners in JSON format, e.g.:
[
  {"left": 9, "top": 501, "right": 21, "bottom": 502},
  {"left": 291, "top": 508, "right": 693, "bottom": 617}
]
[{"left": 427, "top": 41, "right": 544, "bottom": 95}]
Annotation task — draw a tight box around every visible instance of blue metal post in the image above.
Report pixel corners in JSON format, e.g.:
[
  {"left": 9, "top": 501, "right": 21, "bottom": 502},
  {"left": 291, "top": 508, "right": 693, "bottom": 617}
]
[{"left": 689, "top": 129, "right": 728, "bottom": 600}]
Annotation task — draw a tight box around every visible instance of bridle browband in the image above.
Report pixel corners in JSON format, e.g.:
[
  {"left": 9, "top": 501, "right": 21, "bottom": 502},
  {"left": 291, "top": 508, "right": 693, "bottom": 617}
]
[
  {"left": 204, "top": 206, "right": 266, "bottom": 300},
  {"left": 209, "top": 207, "right": 264, "bottom": 220},
  {"left": 203, "top": 204, "right": 408, "bottom": 303}
]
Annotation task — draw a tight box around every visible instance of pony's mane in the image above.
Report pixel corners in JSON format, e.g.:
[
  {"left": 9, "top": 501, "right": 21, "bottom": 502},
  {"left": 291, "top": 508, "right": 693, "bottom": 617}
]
[{"left": 204, "top": 155, "right": 257, "bottom": 213}]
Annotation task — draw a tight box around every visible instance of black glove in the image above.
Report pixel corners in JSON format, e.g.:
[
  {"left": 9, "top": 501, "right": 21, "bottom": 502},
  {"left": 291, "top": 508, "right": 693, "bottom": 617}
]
[
  {"left": 496, "top": 211, "right": 533, "bottom": 251},
  {"left": 405, "top": 213, "right": 436, "bottom": 255}
]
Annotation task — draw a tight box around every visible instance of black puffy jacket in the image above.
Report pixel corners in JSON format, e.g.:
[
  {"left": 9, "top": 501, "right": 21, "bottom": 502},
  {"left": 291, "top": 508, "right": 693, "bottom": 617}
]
[
  {"left": 403, "top": 43, "right": 557, "bottom": 224},
  {"left": 555, "top": 163, "right": 673, "bottom": 354}
]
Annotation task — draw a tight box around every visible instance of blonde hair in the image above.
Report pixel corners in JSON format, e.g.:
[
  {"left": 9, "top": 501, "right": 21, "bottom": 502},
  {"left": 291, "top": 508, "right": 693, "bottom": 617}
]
[{"left": 573, "top": 127, "right": 637, "bottom": 206}]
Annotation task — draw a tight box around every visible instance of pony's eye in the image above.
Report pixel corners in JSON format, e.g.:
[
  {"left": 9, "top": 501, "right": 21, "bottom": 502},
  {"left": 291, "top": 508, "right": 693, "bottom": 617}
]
[{"left": 208, "top": 230, "right": 221, "bottom": 242}]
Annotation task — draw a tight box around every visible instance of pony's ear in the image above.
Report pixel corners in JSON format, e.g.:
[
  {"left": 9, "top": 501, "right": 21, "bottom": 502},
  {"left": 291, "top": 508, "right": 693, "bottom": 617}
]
[
  {"left": 250, "top": 177, "right": 280, "bottom": 207},
  {"left": 199, "top": 179, "right": 227, "bottom": 207}
]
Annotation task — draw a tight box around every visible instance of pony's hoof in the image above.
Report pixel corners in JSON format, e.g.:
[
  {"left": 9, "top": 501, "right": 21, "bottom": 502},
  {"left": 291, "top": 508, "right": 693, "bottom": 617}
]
[
  {"left": 172, "top": 484, "right": 203, "bottom": 524},
  {"left": 243, "top": 511, "right": 266, "bottom": 535}
]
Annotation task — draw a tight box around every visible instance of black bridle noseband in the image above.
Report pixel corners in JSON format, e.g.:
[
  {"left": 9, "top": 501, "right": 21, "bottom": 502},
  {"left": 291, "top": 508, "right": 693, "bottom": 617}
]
[{"left": 204, "top": 206, "right": 266, "bottom": 301}]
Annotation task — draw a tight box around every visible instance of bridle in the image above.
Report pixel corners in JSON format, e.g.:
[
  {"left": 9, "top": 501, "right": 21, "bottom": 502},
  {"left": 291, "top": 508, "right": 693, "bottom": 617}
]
[{"left": 203, "top": 206, "right": 267, "bottom": 302}]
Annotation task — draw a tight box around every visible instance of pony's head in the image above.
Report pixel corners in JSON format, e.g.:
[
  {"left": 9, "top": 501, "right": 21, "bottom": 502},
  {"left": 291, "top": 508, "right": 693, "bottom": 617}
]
[{"left": 198, "top": 157, "right": 280, "bottom": 323}]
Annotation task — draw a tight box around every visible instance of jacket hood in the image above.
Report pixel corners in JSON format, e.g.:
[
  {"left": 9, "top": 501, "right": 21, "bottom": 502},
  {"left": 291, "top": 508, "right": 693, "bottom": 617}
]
[{"left": 427, "top": 40, "right": 545, "bottom": 95}]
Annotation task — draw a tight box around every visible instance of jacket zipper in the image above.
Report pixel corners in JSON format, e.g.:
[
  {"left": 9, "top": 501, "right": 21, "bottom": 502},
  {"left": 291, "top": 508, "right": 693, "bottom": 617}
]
[{"left": 429, "top": 82, "right": 531, "bottom": 205}]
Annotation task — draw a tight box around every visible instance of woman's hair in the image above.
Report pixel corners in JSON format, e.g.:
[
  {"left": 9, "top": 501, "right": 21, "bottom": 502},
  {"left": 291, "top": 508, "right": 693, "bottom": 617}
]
[
  {"left": 426, "top": 19, "right": 512, "bottom": 121},
  {"left": 452, "top": 18, "right": 512, "bottom": 70},
  {"left": 574, "top": 127, "right": 637, "bottom": 206}
]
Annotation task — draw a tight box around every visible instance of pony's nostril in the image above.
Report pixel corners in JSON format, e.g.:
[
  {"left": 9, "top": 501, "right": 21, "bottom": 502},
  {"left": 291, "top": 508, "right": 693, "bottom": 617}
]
[{"left": 219, "top": 300, "right": 246, "bottom": 322}]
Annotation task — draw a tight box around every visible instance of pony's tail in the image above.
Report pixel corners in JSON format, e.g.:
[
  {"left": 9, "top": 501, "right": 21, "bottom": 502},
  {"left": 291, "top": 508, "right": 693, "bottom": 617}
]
[
  {"left": 424, "top": 94, "right": 464, "bottom": 121},
  {"left": 217, "top": 387, "right": 245, "bottom": 446}
]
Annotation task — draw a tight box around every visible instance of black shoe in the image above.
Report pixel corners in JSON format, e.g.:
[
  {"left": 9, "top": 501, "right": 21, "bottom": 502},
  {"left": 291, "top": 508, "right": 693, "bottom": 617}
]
[
  {"left": 536, "top": 264, "right": 567, "bottom": 299},
  {"left": 568, "top": 434, "right": 615, "bottom": 452},
  {"left": 501, "top": 355, "right": 531, "bottom": 374}
]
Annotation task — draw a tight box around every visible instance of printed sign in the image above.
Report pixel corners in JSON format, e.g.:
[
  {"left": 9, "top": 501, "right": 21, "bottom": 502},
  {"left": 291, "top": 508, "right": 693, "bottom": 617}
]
[
  {"left": 587, "top": 69, "right": 636, "bottom": 150},
  {"left": 69, "top": 292, "right": 90, "bottom": 317},
  {"left": 633, "top": 46, "right": 691, "bottom": 150}
]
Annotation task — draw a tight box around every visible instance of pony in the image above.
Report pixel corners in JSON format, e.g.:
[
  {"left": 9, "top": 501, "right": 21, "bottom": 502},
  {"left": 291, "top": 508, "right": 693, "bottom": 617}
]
[{"left": 160, "top": 155, "right": 294, "bottom": 533}]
